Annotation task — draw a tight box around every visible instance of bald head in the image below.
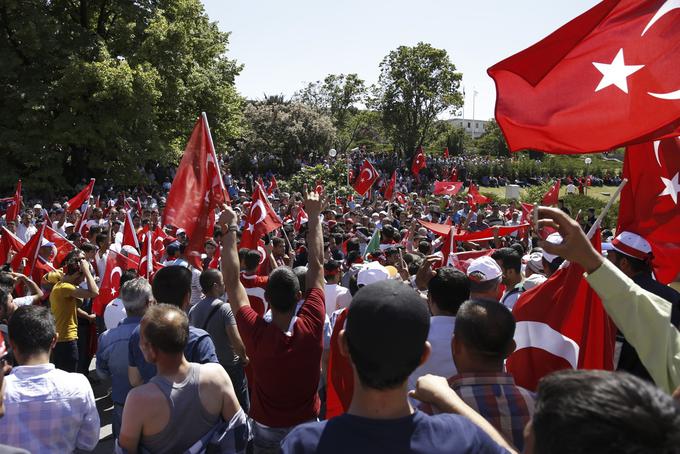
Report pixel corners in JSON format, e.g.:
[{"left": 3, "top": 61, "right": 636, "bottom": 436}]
[{"left": 141, "top": 304, "right": 188, "bottom": 354}]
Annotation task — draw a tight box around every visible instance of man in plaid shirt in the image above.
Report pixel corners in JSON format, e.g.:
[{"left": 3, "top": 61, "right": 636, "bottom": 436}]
[{"left": 0, "top": 305, "right": 100, "bottom": 453}]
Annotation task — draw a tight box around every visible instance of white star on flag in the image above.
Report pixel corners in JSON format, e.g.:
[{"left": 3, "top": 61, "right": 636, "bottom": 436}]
[
  {"left": 659, "top": 173, "right": 680, "bottom": 204},
  {"left": 592, "top": 49, "right": 644, "bottom": 94}
]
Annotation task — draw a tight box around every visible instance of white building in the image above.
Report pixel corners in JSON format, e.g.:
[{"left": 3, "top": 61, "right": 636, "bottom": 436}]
[{"left": 448, "top": 118, "right": 488, "bottom": 139}]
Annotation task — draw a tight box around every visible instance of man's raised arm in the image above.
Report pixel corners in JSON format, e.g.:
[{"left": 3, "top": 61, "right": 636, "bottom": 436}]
[
  {"left": 304, "top": 188, "right": 325, "bottom": 291},
  {"left": 219, "top": 206, "right": 250, "bottom": 315}
]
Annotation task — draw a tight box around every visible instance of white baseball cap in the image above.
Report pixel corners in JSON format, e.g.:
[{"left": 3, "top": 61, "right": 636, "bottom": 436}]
[
  {"left": 357, "top": 261, "right": 390, "bottom": 287},
  {"left": 523, "top": 273, "right": 547, "bottom": 290},
  {"left": 466, "top": 256, "right": 502, "bottom": 282},
  {"left": 610, "top": 231, "right": 652, "bottom": 261},
  {"left": 541, "top": 232, "right": 564, "bottom": 264},
  {"left": 523, "top": 251, "right": 544, "bottom": 274}
]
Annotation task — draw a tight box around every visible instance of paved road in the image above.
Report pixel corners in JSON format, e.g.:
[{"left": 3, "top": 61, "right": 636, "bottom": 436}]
[{"left": 89, "top": 358, "right": 115, "bottom": 453}]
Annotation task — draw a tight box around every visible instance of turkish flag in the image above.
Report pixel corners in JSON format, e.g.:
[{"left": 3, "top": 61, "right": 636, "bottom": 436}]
[
  {"left": 138, "top": 231, "right": 163, "bottom": 281},
  {"left": 467, "top": 184, "right": 492, "bottom": 210},
  {"left": 541, "top": 180, "right": 561, "bottom": 206},
  {"left": 488, "top": 0, "right": 680, "bottom": 154},
  {"left": 395, "top": 192, "right": 407, "bottom": 205},
  {"left": 93, "top": 250, "right": 140, "bottom": 316},
  {"left": 450, "top": 167, "right": 458, "bottom": 182},
  {"left": 267, "top": 176, "right": 278, "bottom": 195},
  {"left": 5, "top": 180, "right": 21, "bottom": 223},
  {"left": 507, "top": 231, "right": 617, "bottom": 391},
  {"left": 10, "top": 224, "right": 54, "bottom": 283},
  {"left": 294, "top": 207, "right": 309, "bottom": 232},
  {"left": 43, "top": 226, "right": 75, "bottom": 268},
  {"left": 240, "top": 183, "right": 282, "bottom": 250},
  {"left": 618, "top": 137, "right": 680, "bottom": 284},
  {"left": 384, "top": 171, "right": 397, "bottom": 201},
  {"left": 66, "top": 179, "right": 95, "bottom": 213},
  {"left": 443, "top": 147, "right": 449, "bottom": 159},
  {"left": 163, "top": 114, "right": 229, "bottom": 269},
  {"left": 0, "top": 227, "right": 24, "bottom": 264},
  {"left": 352, "top": 160, "right": 379, "bottom": 196},
  {"left": 411, "top": 147, "right": 427, "bottom": 177},
  {"left": 433, "top": 181, "right": 463, "bottom": 196},
  {"left": 122, "top": 209, "right": 140, "bottom": 252}
]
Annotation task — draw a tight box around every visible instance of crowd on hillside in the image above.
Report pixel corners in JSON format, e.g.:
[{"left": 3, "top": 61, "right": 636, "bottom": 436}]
[{"left": 0, "top": 152, "right": 676, "bottom": 454}]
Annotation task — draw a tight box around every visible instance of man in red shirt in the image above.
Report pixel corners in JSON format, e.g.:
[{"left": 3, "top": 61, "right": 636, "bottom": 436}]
[
  {"left": 239, "top": 250, "right": 269, "bottom": 316},
  {"left": 220, "top": 188, "right": 325, "bottom": 454}
]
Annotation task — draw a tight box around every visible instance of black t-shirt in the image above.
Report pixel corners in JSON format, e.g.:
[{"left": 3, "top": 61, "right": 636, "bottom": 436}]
[{"left": 281, "top": 411, "right": 509, "bottom": 454}]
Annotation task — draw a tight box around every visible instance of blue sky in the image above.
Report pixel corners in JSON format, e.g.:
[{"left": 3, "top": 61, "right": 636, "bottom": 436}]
[{"left": 201, "top": 0, "right": 600, "bottom": 121}]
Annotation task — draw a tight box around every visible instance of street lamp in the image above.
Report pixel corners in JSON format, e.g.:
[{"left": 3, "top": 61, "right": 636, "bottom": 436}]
[{"left": 584, "top": 157, "right": 592, "bottom": 195}]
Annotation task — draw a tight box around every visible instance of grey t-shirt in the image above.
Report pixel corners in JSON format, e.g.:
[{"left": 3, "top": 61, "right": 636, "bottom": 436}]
[{"left": 188, "top": 297, "right": 239, "bottom": 368}]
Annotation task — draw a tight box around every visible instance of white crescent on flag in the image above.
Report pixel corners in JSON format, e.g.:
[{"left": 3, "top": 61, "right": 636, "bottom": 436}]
[{"left": 513, "top": 321, "right": 580, "bottom": 369}]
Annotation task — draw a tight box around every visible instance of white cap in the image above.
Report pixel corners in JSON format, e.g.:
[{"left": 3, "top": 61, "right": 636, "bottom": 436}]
[
  {"left": 523, "top": 273, "right": 547, "bottom": 290},
  {"left": 523, "top": 252, "right": 544, "bottom": 274},
  {"left": 63, "top": 222, "right": 74, "bottom": 229},
  {"left": 176, "top": 228, "right": 186, "bottom": 235},
  {"left": 33, "top": 204, "right": 42, "bottom": 210},
  {"left": 357, "top": 261, "right": 390, "bottom": 287},
  {"left": 542, "top": 232, "right": 564, "bottom": 264},
  {"left": 466, "top": 256, "right": 502, "bottom": 282},
  {"left": 121, "top": 245, "right": 140, "bottom": 257},
  {"left": 610, "top": 231, "right": 652, "bottom": 261}
]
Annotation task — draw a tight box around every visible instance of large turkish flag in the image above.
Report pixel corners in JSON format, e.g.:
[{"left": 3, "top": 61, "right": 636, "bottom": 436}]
[
  {"left": 240, "top": 183, "right": 282, "bottom": 250},
  {"left": 488, "top": 0, "right": 680, "bottom": 153},
  {"left": 618, "top": 137, "right": 680, "bottom": 284},
  {"left": 352, "top": 160, "right": 379, "bottom": 196}
]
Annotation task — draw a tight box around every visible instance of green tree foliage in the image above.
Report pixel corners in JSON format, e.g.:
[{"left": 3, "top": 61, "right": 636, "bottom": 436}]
[
  {"left": 0, "top": 0, "right": 242, "bottom": 195},
  {"left": 375, "top": 42, "right": 463, "bottom": 158},
  {"left": 295, "top": 74, "right": 374, "bottom": 153},
  {"left": 279, "top": 161, "right": 350, "bottom": 196},
  {"left": 237, "top": 100, "right": 336, "bottom": 174},
  {"left": 475, "top": 120, "right": 510, "bottom": 157}
]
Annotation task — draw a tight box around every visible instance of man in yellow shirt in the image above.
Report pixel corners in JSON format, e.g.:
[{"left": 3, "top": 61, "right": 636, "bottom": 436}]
[{"left": 50, "top": 251, "right": 99, "bottom": 372}]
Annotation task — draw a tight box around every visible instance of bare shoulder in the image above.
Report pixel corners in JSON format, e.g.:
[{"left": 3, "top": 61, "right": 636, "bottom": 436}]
[
  {"left": 127, "top": 382, "right": 165, "bottom": 408},
  {"left": 199, "top": 362, "right": 232, "bottom": 386}
]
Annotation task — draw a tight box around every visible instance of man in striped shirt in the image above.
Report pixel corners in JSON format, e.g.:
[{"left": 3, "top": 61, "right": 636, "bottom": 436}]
[{"left": 448, "top": 299, "right": 534, "bottom": 450}]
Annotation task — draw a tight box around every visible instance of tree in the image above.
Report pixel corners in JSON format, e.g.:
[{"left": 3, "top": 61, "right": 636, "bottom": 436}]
[
  {"left": 295, "top": 74, "right": 368, "bottom": 153},
  {"left": 238, "top": 100, "right": 336, "bottom": 174},
  {"left": 375, "top": 42, "right": 463, "bottom": 158},
  {"left": 0, "top": 0, "right": 242, "bottom": 195},
  {"left": 475, "top": 120, "right": 510, "bottom": 157}
]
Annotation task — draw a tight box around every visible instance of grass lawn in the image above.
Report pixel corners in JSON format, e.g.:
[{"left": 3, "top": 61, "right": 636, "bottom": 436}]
[{"left": 480, "top": 185, "right": 621, "bottom": 202}]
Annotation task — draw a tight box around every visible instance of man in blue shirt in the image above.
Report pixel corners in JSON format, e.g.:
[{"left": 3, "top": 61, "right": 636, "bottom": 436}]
[
  {"left": 96, "top": 278, "right": 153, "bottom": 438},
  {"left": 127, "top": 266, "right": 218, "bottom": 386},
  {"left": 281, "top": 280, "right": 512, "bottom": 454}
]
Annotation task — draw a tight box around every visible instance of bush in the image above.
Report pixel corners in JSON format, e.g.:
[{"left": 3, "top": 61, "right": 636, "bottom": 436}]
[{"left": 279, "top": 161, "right": 352, "bottom": 196}]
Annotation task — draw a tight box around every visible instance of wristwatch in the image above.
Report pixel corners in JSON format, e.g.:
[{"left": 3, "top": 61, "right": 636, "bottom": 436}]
[{"left": 227, "top": 224, "right": 239, "bottom": 233}]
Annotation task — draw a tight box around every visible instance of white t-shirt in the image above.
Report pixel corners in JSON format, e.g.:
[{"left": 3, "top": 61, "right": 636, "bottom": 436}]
[
  {"left": 566, "top": 183, "right": 577, "bottom": 194},
  {"left": 324, "top": 284, "right": 352, "bottom": 314},
  {"left": 408, "top": 316, "right": 457, "bottom": 398},
  {"left": 104, "top": 298, "right": 126, "bottom": 330}
]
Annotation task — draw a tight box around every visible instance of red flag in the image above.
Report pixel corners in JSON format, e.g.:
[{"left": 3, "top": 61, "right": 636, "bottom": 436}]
[
  {"left": 443, "top": 147, "right": 449, "bottom": 159},
  {"left": 267, "top": 176, "right": 278, "bottom": 195},
  {"left": 541, "top": 180, "right": 561, "bottom": 206},
  {"left": 411, "top": 146, "right": 427, "bottom": 177},
  {"left": 395, "top": 192, "right": 407, "bottom": 205},
  {"left": 240, "top": 183, "right": 282, "bottom": 250},
  {"left": 618, "top": 137, "right": 680, "bottom": 283},
  {"left": 10, "top": 224, "right": 49, "bottom": 281},
  {"left": 467, "top": 184, "right": 492, "bottom": 210},
  {"left": 257, "top": 176, "right": 265, "bottom": 190},
  {"left": 352, "top": 160, "right": 379, "bottom": 196},
  {"left": 93, "top": 250, "right": 140, "bottom": 316},
  {"left": 433, "top": 181, "right": 463, "bottom": 196},
  {"left": 326, "top": 308, "right": 353, "bottom": 419},
  {"left": 208, "top": 245, "right": 221, "bottom": 270},
  {"left": 384, "top": 171, "right": 397, "bottom": 201},
  {"left": 5, "top": 180, "right": 21, "bottom": 223},
  {"left": 122, "top": 209, "right": 140, "bottom": 252},
  {"left": 43, "top": 226, "right": 75, "bottom": 268},
  {"left": 450, "top": 167, "right": 458, "bottom": 182},
  {"left": 520, "top": 202, "right": 535, "bottom": 224},
  {"left": 152, "top": 226, "right": 168, "bottom": 260},
  {"left": 66, "top": 179, "right": 95, "bottom": 213},
  {"left": 138, "top": 231, "right": 163, "bottom": 281},
  {"left": 294, "top": 207, "right": 309, "bottom": 232},
  {"left": 136, "top": 197, "right": 143, "bottom": 215},
  {"left": 315, "top": 181, "right": 324, "bottom": 195},
  {"left": 0, "top": 227, "right": 24, "bottom": 264},
  {"left": 43, "top": 212, "right": 52, "bottom": 228},
  {"left": 488, "top": 0, "right": 680, "bottom": 154},
  {"left": 163, "top": 114, "right": 228, "bottom": 270},
  {"left": 507, "top": 231, "right": 617, "bottom": 391}
]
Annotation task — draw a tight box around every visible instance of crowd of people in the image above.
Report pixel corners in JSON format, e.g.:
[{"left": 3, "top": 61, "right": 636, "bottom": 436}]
[{"left": 0, "top": 154, "right": 678, "bottom": 454}]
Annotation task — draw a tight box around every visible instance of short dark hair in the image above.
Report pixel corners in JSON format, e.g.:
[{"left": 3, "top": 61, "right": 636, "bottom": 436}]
[
  {"left": 80, "top": 243, "right": 97, "bottom": 253},
  {"left": 610, "top": 250, "right": 651, "bottom": 274},
  {"left": 152, "top": 266, "right": 192, "bottom": 307},
  {"left": 292, "top": 266, "right": 307, "bottom": 295},
  {"left": 199, "top": 268, "right": 222, "bottom": 293},
  {"left": 8, "top": 306, "right": 56, "bottom": 356},
  {"left": 142, "top": 304, "right": 188, "bottom": 354},
  {"left": 244, "top": 250, "right": 262, "bottom": 271},
  {"left": 533, "top": 370, "right": 680, "bottom": 454},
  {"left": 265, "top": 267, "right": 300, "bottom": 312},
  {"left": 95, "top": 233, "right": 109, "bottom": 247},
  {"left": 492, "top": 247, "right": 522, "bottom": 274},
  {"left": 345, "top": 237, "right": 360, "bottom": 254},
  {"left": 454, "top": 299, "right": 515, "bottom": 361},
  {"left": 120, "top": 269, "right": 139, "bottom": 290},
  {"left": 428, "top": 268, "right": 470, "bottom": 314},
  {"left": 271, "top": 237, "right": 285, "bottom": 248},
  {"left": 418, "top": 240, "right": 431, "bottom": 255}
]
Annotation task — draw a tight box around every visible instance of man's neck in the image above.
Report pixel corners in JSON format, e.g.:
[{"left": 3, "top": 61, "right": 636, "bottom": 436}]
[
  {"left": 18, "top": 352, "right": 51, "bottom": 366},
  {"left": 271, "top": 308, "right": 296, "bottom": 332},
  {"left": 457, "top": 361, "right": 504, "bottom": 375},
  {"left": 156, "top": 355, "right": 190, "bottom": 380},
  {"left": 348, "top": 381, "right": 414, "bottom": 420}
]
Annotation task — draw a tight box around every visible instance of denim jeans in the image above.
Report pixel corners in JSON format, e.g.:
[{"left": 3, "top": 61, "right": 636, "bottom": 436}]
[{"left": 53, "top": 340, "right": 78, "bottom": 372}]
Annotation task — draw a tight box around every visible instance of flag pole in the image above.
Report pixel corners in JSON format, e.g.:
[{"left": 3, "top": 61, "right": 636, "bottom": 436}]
[{"left": 586, "top": 178, "right": 628, "bottom": 240}]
